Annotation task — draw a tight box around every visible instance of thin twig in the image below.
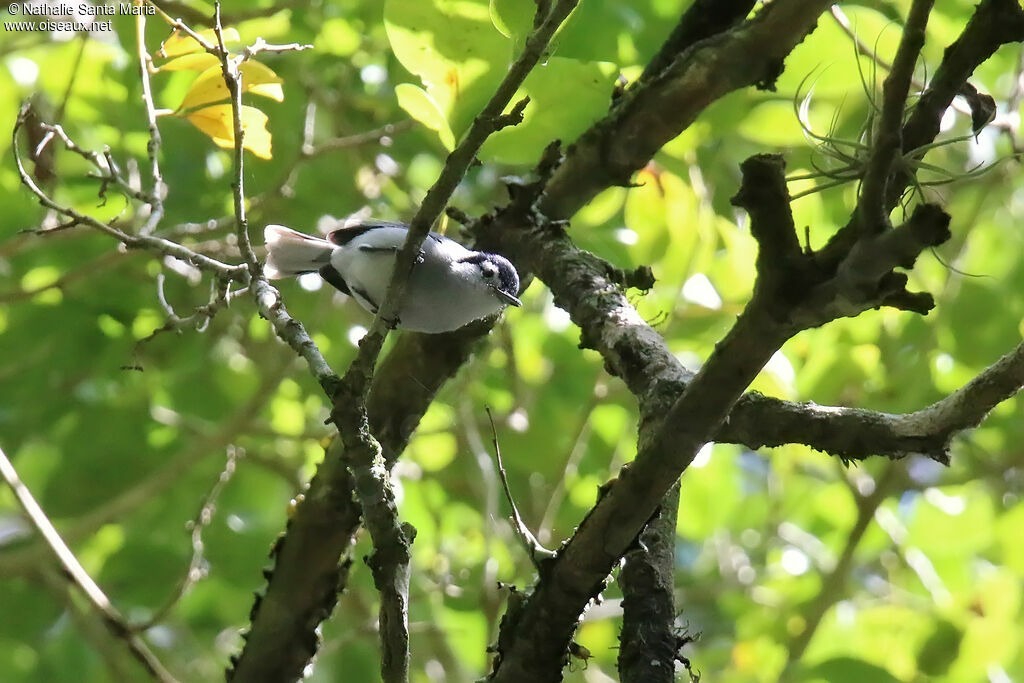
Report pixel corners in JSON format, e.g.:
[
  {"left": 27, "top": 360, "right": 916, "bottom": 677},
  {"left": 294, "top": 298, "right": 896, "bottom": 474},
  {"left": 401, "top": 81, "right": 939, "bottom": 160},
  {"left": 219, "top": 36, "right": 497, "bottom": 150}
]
[
  {"left": 302, "top": 121, "right": 413, "bottom": 158},
  {"left": 136, "top": 4, "right": 167, "bottom": 235},
  {"left": 146, "top": 1, "right": 220, "bottom": 55},
  {"left": 132, "top": 446, "right": 242, "bottom": 631},
  {"left": 35, "top": 122, "right": 150, "bottom": 203},
  {"left": 54, "top": 34, "right": 88, "bottom": 124},
  {"left": 12, "top": 104, "right": 246, "bottom": 278},
  {"left": 137, "top": 272, "right": 246, "bottom": 345},
  {"left": 830, "top": 5, "right": 1015, "bottom": 137},
  {"left": 485, "top": 407, "right": 555, "bottom": 566},
  {"left": 857, "top": 0, "right": 935, "bottom": 232},
  {"left": 0, "top": 445, "right": 179, "bottom": 683},
  {"left": 241, "top": 36, "right": 313, "bottom": 61},
  {"left": 213, "top": 3, "right": 260, "bottom": 276}
]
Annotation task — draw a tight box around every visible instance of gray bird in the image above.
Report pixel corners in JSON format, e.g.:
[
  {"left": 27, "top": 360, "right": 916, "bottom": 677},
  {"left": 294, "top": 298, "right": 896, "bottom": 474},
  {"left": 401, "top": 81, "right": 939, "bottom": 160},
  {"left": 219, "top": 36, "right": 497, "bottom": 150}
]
[{"left": 263, "top": 221, "right": 521, "bottom": 333}]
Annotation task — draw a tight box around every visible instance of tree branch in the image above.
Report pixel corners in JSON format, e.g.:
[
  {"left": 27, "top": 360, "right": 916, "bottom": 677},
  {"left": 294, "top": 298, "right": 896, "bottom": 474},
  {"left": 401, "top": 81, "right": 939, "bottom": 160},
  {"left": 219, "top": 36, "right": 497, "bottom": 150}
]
[
  {"left": 12, "top": 104, "right": 245, "bottom": 279},
  {"left": 230, "top": 325, "right": 489, "bottom": 681},
  {"left": 638, "top": 0, "right": 757, "bottom": 85},
  {"left": 857, "top": 0, "right": 934, "bottom": 233},
  {"left": 487, "top": 407, "right": 555, "bottom": 566},
  {"left": 312, "top": 3, "right": 580, "bottom": 680},
  {"left": 340, "top": 0, "right": 580, "bottom": 392},
  {"left": 782, "top": 466, "right": 899, "bottom": 673},
  {"left": 539, "top": 0, "right": 833, "bottom": 220},
  {"left": 618, "top": 482, "right": 681, "bottom": 683},
  {"left": 0, "top": 445, "right": 179, "bottom": 683},
  {"left": 135, "top": 6, "right": 166, "bottom": 235}
]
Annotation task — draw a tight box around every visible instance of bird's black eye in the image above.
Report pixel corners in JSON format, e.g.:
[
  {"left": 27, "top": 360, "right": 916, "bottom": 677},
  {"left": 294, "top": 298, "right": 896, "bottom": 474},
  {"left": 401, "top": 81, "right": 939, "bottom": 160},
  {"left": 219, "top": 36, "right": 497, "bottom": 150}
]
[{"left": 481, "top": 262, "right": 499, "bottom": 279}]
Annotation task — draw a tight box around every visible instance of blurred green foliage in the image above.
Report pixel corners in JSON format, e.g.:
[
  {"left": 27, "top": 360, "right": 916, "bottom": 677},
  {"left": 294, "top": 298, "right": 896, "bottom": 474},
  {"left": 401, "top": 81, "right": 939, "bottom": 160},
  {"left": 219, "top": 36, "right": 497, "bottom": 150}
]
[{"left": 0, "top": 1, "right": 1023, "bottom": 681}]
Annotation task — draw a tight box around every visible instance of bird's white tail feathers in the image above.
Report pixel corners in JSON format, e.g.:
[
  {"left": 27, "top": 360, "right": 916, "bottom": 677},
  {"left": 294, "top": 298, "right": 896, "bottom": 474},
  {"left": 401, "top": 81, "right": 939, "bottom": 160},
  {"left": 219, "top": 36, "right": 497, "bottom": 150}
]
[{"left": 263, "top": 224, "right": 334, "bottom": 278}]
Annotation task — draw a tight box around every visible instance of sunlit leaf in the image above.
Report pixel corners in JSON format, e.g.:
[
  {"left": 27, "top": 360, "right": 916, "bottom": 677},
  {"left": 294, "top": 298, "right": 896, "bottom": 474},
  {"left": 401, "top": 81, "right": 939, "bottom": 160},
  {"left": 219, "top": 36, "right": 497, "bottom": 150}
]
[
  {"left": 185, "top": 104, "right": 273, "bottom": 159},
  {"left": 479, "top": 58, "right": 617, "bottom": 164},
  {"left": 394, "top": 83, "right": 456, "bottom": 150},
  {"left": 158, "top": 27, "right": 240, "bottom": 58},
  {"left": 157, "top": 52, "right": 220, "bottom": 72},
  {"left": 178, "top": 62, "right": 284, "bottom": 111},
  {"left": 385, "top": 0, "right": 511, "bottom": 135},
  {"left": 489, "top": 0, "right": 533, "bottom": 40}
]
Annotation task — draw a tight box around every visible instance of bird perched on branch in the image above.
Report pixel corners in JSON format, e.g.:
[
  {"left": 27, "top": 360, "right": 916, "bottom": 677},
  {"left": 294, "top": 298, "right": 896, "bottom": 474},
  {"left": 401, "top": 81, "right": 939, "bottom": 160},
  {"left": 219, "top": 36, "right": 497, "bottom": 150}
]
[{"left": 263, "top": 220, "right": 521, "bottom": 333}]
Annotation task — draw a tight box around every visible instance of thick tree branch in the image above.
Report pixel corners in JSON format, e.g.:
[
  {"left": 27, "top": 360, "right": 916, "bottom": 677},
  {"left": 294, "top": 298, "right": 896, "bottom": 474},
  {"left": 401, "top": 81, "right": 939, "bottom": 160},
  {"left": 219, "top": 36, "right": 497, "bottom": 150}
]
[
  {"left": 486, "top": 115, "right": 981, "bottom": 677},
  {"left": 486, "top": 155, "right": 807, "bottom": 682},
  {"left": 229, "top": 326, "right": 488, "bottom": 681},
  {"left": 228, "top": 442, "right": 359, "bottom": 683},
  {"left": 618, "top": 482, "right": 681, "bottom": 683},
  {"left": 902, "top": 0, "right": 1024, "bottom": 158},
  {"left": 639, "top": 0, "right": 757, "bottom": 84},
  {"left": 312, "top": 4, "right": 579, "bottom": 679},
  {"left": 234, "top": 0, "right": 1024, "bottom": 674}
]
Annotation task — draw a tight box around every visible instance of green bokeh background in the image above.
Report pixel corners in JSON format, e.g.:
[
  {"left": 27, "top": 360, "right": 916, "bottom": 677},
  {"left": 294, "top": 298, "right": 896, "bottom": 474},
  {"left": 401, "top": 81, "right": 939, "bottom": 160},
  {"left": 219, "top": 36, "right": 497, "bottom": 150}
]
[{"left": 1, "top": 1, "right": 1022, "bottom": 681}]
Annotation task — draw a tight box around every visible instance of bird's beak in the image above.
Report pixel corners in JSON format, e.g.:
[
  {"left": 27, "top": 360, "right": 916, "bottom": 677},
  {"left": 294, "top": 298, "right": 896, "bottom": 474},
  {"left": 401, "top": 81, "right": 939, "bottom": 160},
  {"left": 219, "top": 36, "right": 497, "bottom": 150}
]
[{"left": 494, "top": 288, "right": 522, "bottom": 307}]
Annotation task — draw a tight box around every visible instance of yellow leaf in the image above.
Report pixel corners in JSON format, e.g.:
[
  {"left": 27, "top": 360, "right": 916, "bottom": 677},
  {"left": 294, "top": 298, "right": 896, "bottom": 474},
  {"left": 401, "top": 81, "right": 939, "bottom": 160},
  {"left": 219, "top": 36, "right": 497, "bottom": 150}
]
[
  {"left": 185, "top": 104, "right": 273, "bottom": 159},
  {"left": 240, "top": 61, "right": 284, "bottom": 102},
  {"left": 159, "top": 27, "right": 240, "bottom": 58},
  {"left": 158, "top": 53, "right": 220, "bottom": 72},
  {"left": 239, "top": 105, "right": 273, "bottom": 158},
  {"left": 178, "top": 61, "right": 284, "bottom": 111},
  {"left": 185, "top": 104, "right": 233, "bottom": 143},
  {"left": 180, "top": 66, "right": 229, "bottom": 110}
]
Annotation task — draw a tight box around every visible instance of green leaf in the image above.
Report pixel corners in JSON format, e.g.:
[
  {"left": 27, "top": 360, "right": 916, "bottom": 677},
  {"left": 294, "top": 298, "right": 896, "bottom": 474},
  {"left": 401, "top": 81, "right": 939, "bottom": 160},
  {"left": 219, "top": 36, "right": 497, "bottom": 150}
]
[
  {"left": 479, "top": 58, "right": 617, "bottom": 164},
  {"left": 385, "top": 0, "right": 511, "bottom": 137},
  {"left": 797, "top": 657, "right": 903, "bottom": 683},
  {"left": 489, "top": 0, "right": 533, "bottom": 40},
  {"left": 394, "top": 83, "right": 456, "bottom": 150}
]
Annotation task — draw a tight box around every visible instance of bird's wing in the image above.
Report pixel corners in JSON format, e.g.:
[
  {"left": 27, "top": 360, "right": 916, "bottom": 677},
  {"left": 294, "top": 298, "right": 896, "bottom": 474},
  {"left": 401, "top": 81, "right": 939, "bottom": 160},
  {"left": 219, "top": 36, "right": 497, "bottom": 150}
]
[{"left": 326, "top": 220, "right": 407, "bottom": 246}]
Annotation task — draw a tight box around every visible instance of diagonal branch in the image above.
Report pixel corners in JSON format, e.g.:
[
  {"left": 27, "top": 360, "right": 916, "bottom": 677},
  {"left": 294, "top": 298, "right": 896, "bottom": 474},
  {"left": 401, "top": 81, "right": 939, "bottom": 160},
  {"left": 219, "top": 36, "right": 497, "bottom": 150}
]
[
  {"left": 856, "top": 0, "right": 934, "bottom": 233},
  {"left": 487, "top": 407, "right": 555, "bottom": 566},
  {"left": 230, "top": 325, "right": 488, "bottom": 681},
  {"left": 222, "top": 0, "right": 1024, "bottom": 678},
  {"left": 486, "top": 154, "right": 803, "bottom": 683},
  {"left": 0, "top": 445, "right": 179, "bottom": 683},
  {"left": 539, "top": 0, "right": 834, "bottom": 220},
  {"left": 316, "top": 3, "right": 580, "bottom": 680},
  {"left": 639, "top": 0, "right": 757, "bottom": 84},
  {"left": 341, "top": 0, "right": 580, "bottom": 393}
]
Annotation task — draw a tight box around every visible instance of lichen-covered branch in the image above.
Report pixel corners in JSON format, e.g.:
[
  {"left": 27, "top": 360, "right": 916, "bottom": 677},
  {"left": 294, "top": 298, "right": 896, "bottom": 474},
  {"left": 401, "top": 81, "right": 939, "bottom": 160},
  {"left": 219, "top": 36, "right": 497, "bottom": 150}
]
[
  {"left": 312, "top": 3, "right": 581, "bottom": 680},
  {"left": 618, "top": 482, "right": 682, "bottom": 683},
  {"left": 539, "top": 0, "right": 833, "bottom": 220}
]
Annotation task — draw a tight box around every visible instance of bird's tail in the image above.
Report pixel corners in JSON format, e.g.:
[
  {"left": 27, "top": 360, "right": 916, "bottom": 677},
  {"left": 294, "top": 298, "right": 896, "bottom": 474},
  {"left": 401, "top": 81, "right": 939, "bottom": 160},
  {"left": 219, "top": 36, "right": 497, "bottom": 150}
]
[{"left": 263, "top": 224, "right": 334, "bottom": 278}]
